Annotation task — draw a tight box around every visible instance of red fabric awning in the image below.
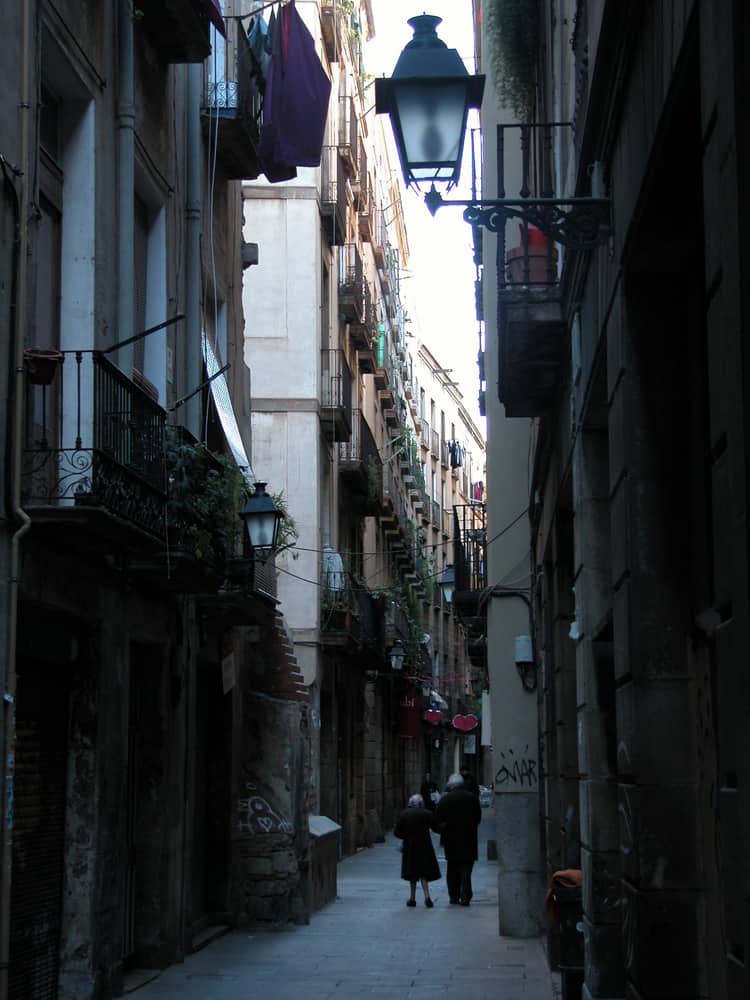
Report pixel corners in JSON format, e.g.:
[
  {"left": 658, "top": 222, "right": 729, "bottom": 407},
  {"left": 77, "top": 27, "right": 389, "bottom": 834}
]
[{"left": 204, "top": 0, "right": 226, "bottom": 37}]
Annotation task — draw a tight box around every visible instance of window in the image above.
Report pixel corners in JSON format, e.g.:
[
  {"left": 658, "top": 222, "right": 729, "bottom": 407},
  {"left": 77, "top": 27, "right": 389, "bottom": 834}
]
[{"left": 132, "top": 187, "right": 167, "bottom": 401}]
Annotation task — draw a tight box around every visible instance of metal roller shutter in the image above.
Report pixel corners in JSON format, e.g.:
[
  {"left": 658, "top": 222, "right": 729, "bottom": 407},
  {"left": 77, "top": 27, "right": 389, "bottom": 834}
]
[{"left": 9, "top": 660, "right": 68, "bottom": 1000}]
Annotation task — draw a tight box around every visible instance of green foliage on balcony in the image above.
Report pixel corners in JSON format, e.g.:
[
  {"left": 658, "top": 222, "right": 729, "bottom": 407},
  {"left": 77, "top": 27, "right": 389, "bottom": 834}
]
[
  {"left": 166, "top": 431, "right": 248, "bottom": 566},
  {"left": 485, "top": 0, "right": 539, "bottom": 118}
]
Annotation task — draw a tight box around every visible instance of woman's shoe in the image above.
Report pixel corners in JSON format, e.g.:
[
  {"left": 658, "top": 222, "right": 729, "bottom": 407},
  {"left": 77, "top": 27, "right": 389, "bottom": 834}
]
[
  {"left": 425, "top": 898, "right": 434, "bottom": 908},
  {"left": 406, "top": 899, "right": 416, "bottom": 907}
]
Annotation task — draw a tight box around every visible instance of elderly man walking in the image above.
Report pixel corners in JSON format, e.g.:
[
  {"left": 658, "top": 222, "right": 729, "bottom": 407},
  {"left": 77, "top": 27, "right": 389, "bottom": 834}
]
[{"left": 435, "top": 772, "right": 482, "bottom": 906}]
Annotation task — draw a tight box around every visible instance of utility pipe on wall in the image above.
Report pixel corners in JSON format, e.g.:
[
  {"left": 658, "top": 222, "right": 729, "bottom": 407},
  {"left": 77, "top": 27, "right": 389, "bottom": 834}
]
[
  {"left": 117, "top": 0, "right": 135, "bottom": 371},
  {"left": 185, "top": 64, "right": 202, "bottom": 438},
  {"left": 0, "top": 0, "right": 33, "bottom": 991}
]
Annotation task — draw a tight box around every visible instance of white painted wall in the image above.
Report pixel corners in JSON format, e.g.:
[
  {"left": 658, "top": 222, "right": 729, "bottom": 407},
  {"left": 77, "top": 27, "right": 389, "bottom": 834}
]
[{"left": 243, "top": 183, "right": 324, "bottom": 687}]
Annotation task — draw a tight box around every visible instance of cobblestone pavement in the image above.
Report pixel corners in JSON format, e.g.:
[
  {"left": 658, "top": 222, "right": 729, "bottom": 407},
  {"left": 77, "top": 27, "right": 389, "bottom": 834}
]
[{"left": 133, "top": 809, "right": 559, "bottom": 999}]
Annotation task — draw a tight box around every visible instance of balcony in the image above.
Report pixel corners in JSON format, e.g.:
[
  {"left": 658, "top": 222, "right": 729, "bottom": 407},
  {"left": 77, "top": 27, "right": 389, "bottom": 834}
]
[
  {"left": 440, "top": 439, "right": 450, "bottom": 468},
  {"left": 339, "top": 409, "right": 381, "bottom": 514},
  {"left": 381, "top": 463, "right": 412, "bottom": 544},
  {"left": 496, "top": 122, "right": 570, "bottom": 417},
  {"left": 352, "top": 283, "right": 376, "bottom": 361},
  {"left": 202, "top": 25, "right": 263, "bottom": 179},
  {"left": 320, "top": 349, "right": 352, "bottom": 442},
  {"left": 452, "top": 503, "right": 487, "bottom": 620},
  {"left": 430, "top": 429, "right": 439, "bottom": 459},
  {"left": 420, "top": 418, "right": 430, "bottom": 451},
  {"left": 372, "top": 211, "right": 388, "bottom": 269},
  {"left": 431, "top": 500, "right": 440, "bottom": 530},
  {"left": 321, "top": 556, "right": 382, "bottom": 655},
  {"left": 320, "top": 146, "right": 347, "bottom": 247},
  {"left": 373, "top": 333, "right": 392, "bottom": 390},
  {"left": 443, "top": 506, "right": 452, "bottom": 538},
  {"left": 338, "top": 244, "right": 364, "bottom": 323},
  {"left": 320, "top": 1, "right": 339, "bottom": 62},
  {"left": 138, "top": 0, "right": 215, "bottom": 63},
  {"left": 357, "top": 146, "right": 373, "bottom": 240},
  {"left": 338, "top": 96, "right": 359, "bottom": 177},
  {"left": 22, "top": 351, "right": 166, "bottom": 539}
]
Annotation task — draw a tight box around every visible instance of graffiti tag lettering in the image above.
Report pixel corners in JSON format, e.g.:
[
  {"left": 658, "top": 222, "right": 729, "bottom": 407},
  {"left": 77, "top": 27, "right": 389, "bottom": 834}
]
[{"left": 494, "top": 746, "right": 538, "bottom": 788}]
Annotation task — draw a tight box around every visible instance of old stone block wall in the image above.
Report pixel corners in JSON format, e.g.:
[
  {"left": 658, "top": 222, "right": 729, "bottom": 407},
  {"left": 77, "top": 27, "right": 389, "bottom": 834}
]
[{"left": 232, "top": 613, "right": 311, "bottom": 927}]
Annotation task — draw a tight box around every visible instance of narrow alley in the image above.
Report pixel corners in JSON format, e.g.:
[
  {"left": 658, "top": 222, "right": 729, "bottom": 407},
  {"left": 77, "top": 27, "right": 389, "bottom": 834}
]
[{"left": 131, "top": 811, "right": 558, "bottom": 1000}]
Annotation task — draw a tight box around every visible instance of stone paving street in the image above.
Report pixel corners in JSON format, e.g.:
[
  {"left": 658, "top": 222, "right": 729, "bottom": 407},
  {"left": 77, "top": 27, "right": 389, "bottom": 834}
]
[{"left": 134, "top": 810, "right": 559, "bottom": 999}]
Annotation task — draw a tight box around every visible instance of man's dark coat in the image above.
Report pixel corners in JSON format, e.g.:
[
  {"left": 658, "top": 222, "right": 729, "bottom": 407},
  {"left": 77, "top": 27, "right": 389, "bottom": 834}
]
[{"left": 435, "top": 787, "right": 482, "bottom": 862}]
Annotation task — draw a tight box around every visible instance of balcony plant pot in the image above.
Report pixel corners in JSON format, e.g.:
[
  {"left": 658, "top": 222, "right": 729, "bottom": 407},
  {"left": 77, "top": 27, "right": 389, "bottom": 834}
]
[
  {"left": 506, "top": 224, "right": 558, "bottom": 284},
  {"left": 24, "top": 348, "right": 63, "bottom": 385}
]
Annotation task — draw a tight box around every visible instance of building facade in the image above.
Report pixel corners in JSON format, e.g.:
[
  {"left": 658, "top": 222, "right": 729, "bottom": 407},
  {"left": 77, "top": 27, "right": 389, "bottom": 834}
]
[
  {"left": 244, "top": 0, "right": 487, "bottom": 855},
  {"left": 1, "top": 3, "right": 310, "bottom": 997},
  {"left": 478, "top": 0, "right": 750, "bottom": 997}
]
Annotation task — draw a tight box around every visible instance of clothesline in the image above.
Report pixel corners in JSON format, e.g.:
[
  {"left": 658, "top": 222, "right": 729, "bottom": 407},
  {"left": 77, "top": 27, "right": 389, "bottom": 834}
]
[{"left": 229, "top": 0, "right": 318, "bottom": 21}]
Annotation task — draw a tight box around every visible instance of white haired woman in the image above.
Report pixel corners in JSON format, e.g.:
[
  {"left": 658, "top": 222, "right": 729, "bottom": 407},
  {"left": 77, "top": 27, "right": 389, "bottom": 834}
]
[{"left": 394, "top": 793, "right": 441, "bottom": 908}]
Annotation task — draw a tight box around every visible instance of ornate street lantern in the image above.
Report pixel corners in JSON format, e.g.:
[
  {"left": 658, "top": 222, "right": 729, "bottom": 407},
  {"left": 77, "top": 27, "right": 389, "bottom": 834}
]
[
  {"left": 375, "top": 15, "right": 485, "bottom": 189},
  {"left": 239, "top": 482, "right": 282, "bottom": 561}
]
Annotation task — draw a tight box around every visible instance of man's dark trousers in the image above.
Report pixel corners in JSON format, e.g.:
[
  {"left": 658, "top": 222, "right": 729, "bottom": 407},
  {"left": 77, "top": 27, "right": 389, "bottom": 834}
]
[{"left": 447, "top": 859, "right": 474, "bottom": 904}]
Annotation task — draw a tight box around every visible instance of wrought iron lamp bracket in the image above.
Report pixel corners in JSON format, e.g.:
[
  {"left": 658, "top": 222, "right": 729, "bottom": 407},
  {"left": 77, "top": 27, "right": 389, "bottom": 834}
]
[{"left": 424, "top": 187, "right": 610, "bottom": 251}]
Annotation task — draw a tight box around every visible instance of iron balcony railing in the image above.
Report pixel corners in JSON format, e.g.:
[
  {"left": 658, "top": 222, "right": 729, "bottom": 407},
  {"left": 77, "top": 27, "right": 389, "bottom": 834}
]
[
  {"left": 321, "top": 348, "right": 352, "bottom": 414},
  {"left": 453, "top": 504, "right": 486, "bottom": 595},
  {"left": 430, "top": 429, "right": 439, "bottom": 458},
  {"left": 203, "top": 21, "right": 263, "bottom": 178},
  {"left": 338, "top": 95, "right": 358, "bottom": 174},
  {"left": 431, "top": 500, "right": 440, "bottom": 529},
  {"left": 321, "top": 145, "right": 347, "bottom": 246},
  {"left": 420, "top": 418, "right": 430, "bottom": 450},
  {"left": 440, "top": 439, "right": 450, "bottom": 468},
  {"left": 339, "top": 408, "right": 379, "bottom": 468},
  {"left": 375, "top": 332, "right": 393, "bottom": 380},
  {"left": 22, "top": 351, "right": 166, "bottom": 536},
  {"left": 382, "top": 461, "right": 411, "bottom": 532},
  {"left": 496, "top": 122, "right": 575, "bottom": 288},
  {"left": 338, "top": 243, "right": 364, "bottom": 322}
]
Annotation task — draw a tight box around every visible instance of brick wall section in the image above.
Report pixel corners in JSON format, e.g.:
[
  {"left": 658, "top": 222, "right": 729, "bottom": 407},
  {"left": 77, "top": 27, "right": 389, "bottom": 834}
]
[{"left": 247, "top": 609, "right": 310, "bottom": 703}]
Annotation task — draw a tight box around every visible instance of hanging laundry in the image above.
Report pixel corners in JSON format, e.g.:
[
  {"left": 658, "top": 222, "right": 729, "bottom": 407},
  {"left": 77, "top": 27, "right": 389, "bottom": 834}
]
[
  {"left": 246, "top": 14, "right": 271, "bottom": 93},
  {"left": 259, "top": 0, "right": 332, "bottom": 182},
  {"left": 205, "top": 0, "right": 226, "bottom": 37}
]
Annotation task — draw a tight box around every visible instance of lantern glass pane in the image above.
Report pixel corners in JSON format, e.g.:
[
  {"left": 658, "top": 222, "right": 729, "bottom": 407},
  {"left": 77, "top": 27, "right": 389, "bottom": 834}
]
[
  {"left": 393, "top": 81, "right": 467, "bottom": 176},
  {"left": 248, "top": 511, "right": 277, "bottom": 549}
]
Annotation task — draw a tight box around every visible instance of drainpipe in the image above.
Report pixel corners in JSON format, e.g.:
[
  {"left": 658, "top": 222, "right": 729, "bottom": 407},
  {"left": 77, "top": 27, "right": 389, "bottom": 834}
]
[
  {"left": 117, "top": 0, "right": 135, "bottom": 371},
  {"left": 185, "top": 64, "right": 202, "bottom": 438},
  {"left": 0, "top": 0, "right": 33, "bottom": 991}
]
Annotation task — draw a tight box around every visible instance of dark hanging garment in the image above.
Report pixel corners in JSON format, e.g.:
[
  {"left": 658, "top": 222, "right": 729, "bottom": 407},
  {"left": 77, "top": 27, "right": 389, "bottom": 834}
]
[
  {"left": 259, "top": 0, "right": 331, "bottom": 182},
  {"left": 247, "top": 15, "right": 271, "bottom": 93}
]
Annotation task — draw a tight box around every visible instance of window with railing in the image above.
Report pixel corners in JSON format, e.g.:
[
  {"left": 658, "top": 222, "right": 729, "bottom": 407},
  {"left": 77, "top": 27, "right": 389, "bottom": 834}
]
[{"left": 22, "top": 352, "right": 167, "bottom": 535}]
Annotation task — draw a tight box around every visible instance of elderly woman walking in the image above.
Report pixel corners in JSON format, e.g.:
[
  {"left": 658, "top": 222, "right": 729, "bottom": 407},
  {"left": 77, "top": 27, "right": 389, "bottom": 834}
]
[{"left": 394, "top": 794, "right": 441, "bottom": 908}]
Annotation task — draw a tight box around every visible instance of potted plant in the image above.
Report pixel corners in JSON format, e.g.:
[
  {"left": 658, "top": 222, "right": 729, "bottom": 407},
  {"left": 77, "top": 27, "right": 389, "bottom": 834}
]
[
  {"left": 24, "top": 347, "right": 64, "bottom": 386},
  {"left": 484, "top": 0, "right": 540, "bottom": 119}
]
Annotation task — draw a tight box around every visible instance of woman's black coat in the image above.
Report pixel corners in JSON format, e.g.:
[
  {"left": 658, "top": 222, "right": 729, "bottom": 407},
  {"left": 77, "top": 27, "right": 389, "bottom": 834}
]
[{"left": 394, "top": 807, "right": 441, "bottom": 882}]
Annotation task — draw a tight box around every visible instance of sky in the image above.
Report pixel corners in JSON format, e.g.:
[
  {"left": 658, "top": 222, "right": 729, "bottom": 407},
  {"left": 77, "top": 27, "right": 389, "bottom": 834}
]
[{"left": 363, "top": 1, "right": 485, "bottom": 432}]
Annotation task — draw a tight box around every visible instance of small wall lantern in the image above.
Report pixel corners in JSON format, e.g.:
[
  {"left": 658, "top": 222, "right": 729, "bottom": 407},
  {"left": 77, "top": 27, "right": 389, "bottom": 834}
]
[
  {"left": 439, "top": 564, "right": 455, "bottom": 605},
  {"left": 239, "top": 482, "right": 282, "bottom": 561},
  {"left": 390, "top": 639, "right": 406, "bottom": 672}
]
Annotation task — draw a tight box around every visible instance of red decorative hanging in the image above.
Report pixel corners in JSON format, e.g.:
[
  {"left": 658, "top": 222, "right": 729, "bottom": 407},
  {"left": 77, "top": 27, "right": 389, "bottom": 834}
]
[{"left": 452, "top": 713, "right": 478, "bottom": 733}]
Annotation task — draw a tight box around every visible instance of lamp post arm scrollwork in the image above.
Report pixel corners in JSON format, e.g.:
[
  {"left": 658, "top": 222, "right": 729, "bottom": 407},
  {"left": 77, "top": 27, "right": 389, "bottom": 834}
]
[{"left": 424, "top": 186, "right": 611, "bottom": 251}]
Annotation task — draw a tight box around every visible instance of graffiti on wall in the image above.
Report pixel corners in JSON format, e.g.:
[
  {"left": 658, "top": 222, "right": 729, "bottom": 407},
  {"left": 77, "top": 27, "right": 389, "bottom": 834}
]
[
  {"left": 494, "top": 745, "right": 538, "bottom": 789},
  {"left": 237, "top": 781, "right": 293, "bottom": 835}
]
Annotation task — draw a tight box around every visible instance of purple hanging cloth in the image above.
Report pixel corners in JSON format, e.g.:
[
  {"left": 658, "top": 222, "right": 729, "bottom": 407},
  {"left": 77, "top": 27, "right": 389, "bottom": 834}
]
[
  {"left": 259, "top": 0, "right": 332, "bottom": 182},
  {"left": 204, "top": 0, "right": 226, "bottom": 37}
]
